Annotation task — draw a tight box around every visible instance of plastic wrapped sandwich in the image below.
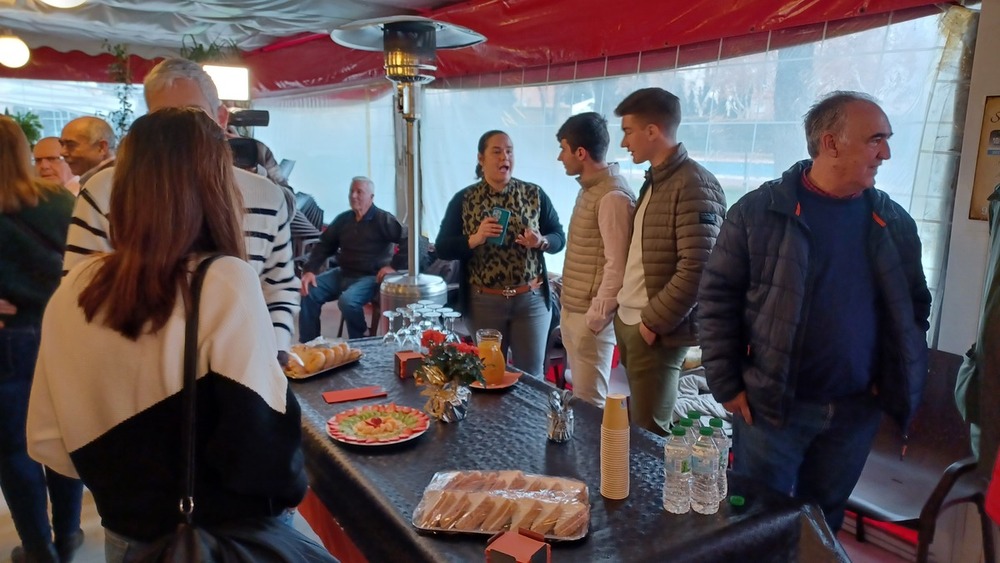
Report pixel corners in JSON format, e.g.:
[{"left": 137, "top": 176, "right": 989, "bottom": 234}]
[{"left": 412, "top": 470, "right": 590, "bottom": 541}]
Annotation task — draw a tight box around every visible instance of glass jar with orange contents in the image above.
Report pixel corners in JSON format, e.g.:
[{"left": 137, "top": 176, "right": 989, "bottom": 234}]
[{"left": 475, "top": 328, "right": 505, "bottom": 385}]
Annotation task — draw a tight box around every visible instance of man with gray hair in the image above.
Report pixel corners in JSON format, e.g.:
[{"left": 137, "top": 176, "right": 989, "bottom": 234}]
[
  {"left": 63, "top": 57, "right": 300, "bottom": 354},
  {"left": 298, "top": 176, "right": 405, "bottom": 341},
  {"left": 59, "top": 116, "right": 115, "bottom": 186},
  {"left": 698, "top": 91, "right": 931, "bottom": 531}
]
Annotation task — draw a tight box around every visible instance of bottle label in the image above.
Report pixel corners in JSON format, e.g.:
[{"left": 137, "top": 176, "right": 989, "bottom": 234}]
[
  {"left": 666, "top": 458, "right": 690, "bottom": 473},
  {"left": 691, "top": 456, "right": 716, "bottom": 475}
]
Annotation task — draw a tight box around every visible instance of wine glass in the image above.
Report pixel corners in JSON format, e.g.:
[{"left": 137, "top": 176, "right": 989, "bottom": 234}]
[
  {"left": 442, "top": 311, "right": 462, "bottom": 343},
  {"left": 381, "top": 310, "right": 401, "bottom": 349}
]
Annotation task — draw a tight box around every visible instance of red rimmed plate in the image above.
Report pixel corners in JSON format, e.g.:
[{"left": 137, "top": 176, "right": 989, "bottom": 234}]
[
  {"left": 326, "top": 403, "right": 430, "bottom": 446},
  {"left": 469, "top": 370, "right": 521, "bottom": 391}
]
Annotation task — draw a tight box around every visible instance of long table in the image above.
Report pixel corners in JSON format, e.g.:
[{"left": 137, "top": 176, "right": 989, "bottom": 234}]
[{"left": 290, "top": 338, "right": 848, "bottom": 562}]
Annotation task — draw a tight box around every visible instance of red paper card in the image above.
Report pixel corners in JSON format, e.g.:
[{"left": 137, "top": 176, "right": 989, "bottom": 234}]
[{"left": 323, "top": 386, "right": 387, "bottom": 404}]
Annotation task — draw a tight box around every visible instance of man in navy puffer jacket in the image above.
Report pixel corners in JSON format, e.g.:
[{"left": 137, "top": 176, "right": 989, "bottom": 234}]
[{"left": 698, "top": 91, "right": 931, "bottom": 532}]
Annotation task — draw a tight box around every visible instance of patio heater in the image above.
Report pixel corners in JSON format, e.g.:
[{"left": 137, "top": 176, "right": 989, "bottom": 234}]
[{"left": 331, "top": 16, "right": 485, "bottom": 324}]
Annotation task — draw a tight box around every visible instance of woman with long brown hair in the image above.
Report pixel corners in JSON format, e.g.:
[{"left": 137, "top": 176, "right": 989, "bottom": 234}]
[
  {"left": 0, "top": 116, "right": 83, "bottom": 563},
  {"left": 26, "top": 108, "right": 312, "bottom": 562}
]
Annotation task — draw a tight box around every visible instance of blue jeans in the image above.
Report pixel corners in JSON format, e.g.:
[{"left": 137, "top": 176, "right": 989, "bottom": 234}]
[
  {"left": 299, "top": 269, "right": 377, "bottom": 341},
  {"left": 731, "top": 393, "right": 882, "bottom": 532},
  {"left": 104, "top": 511, "right": 298, "bottom": 563},
  {"left": 466, "top": 288, "right": 550, "bottom": 378},
  {"left": 0, "top": 327, "right": 84, "bottom": 553}
]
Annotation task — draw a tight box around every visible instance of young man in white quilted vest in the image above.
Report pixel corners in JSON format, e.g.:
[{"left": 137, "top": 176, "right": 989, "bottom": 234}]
[{"left": 555, "top": 112, "right": 636, "bottom": 408}]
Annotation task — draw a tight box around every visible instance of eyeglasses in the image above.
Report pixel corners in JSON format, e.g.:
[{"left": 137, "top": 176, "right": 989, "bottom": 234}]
[{"left": 33, "top": 156, "right": 64, "bottom": 164}]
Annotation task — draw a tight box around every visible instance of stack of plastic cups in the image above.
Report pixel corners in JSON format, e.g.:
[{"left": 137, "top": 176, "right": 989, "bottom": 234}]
[{"left": 601, "top": 393, "right": 630, "bottom": 499}]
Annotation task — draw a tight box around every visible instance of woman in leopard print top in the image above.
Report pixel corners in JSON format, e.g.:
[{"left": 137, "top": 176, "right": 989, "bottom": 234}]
[{"left": 435, "top": 130, "right": 565, "bottom": 378}]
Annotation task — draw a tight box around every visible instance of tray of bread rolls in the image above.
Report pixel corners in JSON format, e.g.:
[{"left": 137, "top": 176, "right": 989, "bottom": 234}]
[
  {"left": 411, "top": 470, "right": 589, "bottom": 541},
  {"left": 284, "top": 339, "right": 363, "bottom": 380}
]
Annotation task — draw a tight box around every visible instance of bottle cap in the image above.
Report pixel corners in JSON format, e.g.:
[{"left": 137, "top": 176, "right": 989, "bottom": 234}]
[
  {"left": 687, "top": 410, "right": 701, "bottom": 420},
  {"left": 678, "top": 418, "right": 693, "bottom": 428},
  {"left": 729, "top": 495, "right": 746, "bottom": 507},
  {"left": 709, "top": 418, "right": 724, "bottom": 428},
  {"left": 699, "top": 426, "right": 714, "bottom": 436},
  {"left": 671, "top": 427, "right": 686, "bottom": 437}
]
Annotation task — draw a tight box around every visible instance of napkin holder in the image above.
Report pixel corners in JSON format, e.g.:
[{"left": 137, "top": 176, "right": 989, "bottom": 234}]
[
  {"left": 394, "top": 351, "right": 424, "bottom": 379},
  {"left": 485, "top": 529, "right": 550, "bottom": 563}
]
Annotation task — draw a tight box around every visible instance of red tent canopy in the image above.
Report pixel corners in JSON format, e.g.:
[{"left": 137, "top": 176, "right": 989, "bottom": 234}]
[{"left": 0, "top": 0, "right": 949, "bottom": 96}]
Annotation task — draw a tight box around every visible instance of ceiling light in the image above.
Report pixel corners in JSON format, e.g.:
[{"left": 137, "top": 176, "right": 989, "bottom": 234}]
[
  {"left": 0, "top": 34, "right": 30, "bottom": 68},
  {"left": 203, "top": 64, "right": 250, "bottom": 101},
  {"left": 37, "top": 0, "right": 88, "bottom": 8}
]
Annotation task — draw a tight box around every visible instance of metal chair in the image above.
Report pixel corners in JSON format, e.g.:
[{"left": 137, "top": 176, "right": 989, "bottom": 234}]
[{"left": 847, "top": 350, "right": 996, "bottom": 563}]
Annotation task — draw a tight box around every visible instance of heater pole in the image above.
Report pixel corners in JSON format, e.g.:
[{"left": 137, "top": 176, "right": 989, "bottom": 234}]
[{"left": 398, "top": 81, "right": 422, "bottom": 277}]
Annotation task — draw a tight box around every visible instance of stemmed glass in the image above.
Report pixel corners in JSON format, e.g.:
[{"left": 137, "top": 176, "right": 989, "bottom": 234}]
[
  {"left": 442, "top": 311, "right": 462, "bottom": 343},
  {"left": 401, "top": 307, "right": 424, "bottom": 351},
  {"left": 422, "top": 309, "right": 442, "bottom": 332},
  {"left": 381, "top": 310, "right": 401, "bottom": 350}
]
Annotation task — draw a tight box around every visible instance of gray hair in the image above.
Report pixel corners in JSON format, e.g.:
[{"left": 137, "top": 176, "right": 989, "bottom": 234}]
[
  {"left": 351, "top": 176, "right": 374, "bottom": 191},
  {"left": 70, "top": 116, "right": 117, "bottom": 151},
  {"left": 143, "top": 57, "right": 223, "bottom": 112},
  {"left": 803, "top": 91, "right": 880, "bottom": 158}
]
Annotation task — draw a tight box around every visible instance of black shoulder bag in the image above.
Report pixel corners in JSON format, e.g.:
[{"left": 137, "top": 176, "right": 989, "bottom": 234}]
[{"left": 137, "top": 255, "right": 337, "bottom": 563}]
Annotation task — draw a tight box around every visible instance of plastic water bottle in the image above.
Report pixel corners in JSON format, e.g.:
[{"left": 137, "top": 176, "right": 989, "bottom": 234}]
[
  {"left": 687, "top": 410, "right": 702, "bottom": 432},
  {"left": 709, "top": 418, "right": 730, "bottom": 499},
  {"left": 663, "top": 427, "right": 691, "bottom": 514},
  {"left": 691, "top": 426, "right": 720, "bottom": 514},
  {"left": 677, "top": 417, "right": 696, "bottom": 444}
]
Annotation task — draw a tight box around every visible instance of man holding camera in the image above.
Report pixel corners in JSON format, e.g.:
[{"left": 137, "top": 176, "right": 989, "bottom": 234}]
[{"left": 63, "top": 58, "right": 300, "bottom": 354}]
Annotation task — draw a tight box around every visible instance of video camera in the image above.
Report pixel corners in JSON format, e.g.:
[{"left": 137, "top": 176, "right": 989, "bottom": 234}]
[{"left": 227, "top": 108, "right": 269, "bottom": 127}]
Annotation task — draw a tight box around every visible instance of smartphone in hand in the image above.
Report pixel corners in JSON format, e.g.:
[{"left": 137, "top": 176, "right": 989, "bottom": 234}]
[{"left": 487, "top": 207, "right": 511, "bottom": 245}]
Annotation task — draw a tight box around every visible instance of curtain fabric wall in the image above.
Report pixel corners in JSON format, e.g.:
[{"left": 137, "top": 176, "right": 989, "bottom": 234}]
[{"left": 252, "top": 7, "right": 975, "bottom": 343}]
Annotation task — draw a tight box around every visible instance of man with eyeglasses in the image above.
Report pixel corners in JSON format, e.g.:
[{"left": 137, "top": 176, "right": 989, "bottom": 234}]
[
  {"left": 59, "top": 116, "right": 116, "bottom": 187},
  {"left": 33, "top": 136, "right": 79, "bottom": 194}
]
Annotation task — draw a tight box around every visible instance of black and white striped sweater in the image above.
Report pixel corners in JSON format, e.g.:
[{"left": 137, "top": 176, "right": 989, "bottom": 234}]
[{"left": 63, "top": 166, "right": 300, "bottom": 351}]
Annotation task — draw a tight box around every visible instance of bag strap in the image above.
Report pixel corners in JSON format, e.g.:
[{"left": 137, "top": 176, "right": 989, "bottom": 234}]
[
  {"left": 3, "top": 213, "right": 64, "bottom": 258},
  {"left": 179, "top": 254, "right": 225, "bottom": 524}
]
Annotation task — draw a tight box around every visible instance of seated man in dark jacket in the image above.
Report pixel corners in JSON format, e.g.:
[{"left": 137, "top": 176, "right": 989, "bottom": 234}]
[
  {"left": 299, "top": 176, "right": 403, "bottom": 340},
  {"left": 698, "top": 91, "right": 931, "bottom": 532}
]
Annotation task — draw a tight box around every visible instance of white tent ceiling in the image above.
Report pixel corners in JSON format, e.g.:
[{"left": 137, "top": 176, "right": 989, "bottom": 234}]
[{"left": 0, "top": 0, "right": 452, "bottom": 59}]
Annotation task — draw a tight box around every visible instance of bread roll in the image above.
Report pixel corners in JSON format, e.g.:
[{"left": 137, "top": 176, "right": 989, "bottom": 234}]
[
  {"left": 302, "top": 348, "right": 326, "bottom": 373},
  {"left": 321, "top": 347, "right": 338, "bottom": 369}
]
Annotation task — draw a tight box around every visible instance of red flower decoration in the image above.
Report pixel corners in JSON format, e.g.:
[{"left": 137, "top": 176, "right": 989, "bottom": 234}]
[{"left": 420, "top": 329, "right": 447, "bottom": 349}]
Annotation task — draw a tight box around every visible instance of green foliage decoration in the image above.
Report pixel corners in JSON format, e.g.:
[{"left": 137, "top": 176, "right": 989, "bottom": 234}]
[
  {"left": 102, "top": 41, "right": 133, "bottom": 138},
  {"left": 3, "top": 108, "right": 43, "bottom": 145}
]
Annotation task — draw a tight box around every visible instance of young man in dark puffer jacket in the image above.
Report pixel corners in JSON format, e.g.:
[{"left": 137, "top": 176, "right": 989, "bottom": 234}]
[{"left": 698, "top": 91, "right": 931, "bottom": 532}]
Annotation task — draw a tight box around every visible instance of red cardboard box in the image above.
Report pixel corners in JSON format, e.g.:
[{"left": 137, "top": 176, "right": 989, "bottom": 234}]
[
  {"left": 394, "top": 351, "right": 423, "bottom": 379},
  {"left": 485, "top": 529, "right": 550, "bottom": 563}
]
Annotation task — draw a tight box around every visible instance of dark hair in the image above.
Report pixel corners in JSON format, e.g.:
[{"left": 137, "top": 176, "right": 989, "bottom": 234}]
[
  {"left": 803, "top": 91, "right": 880, "bottom": 158},
  {"left": 556, "top": 112, "right": 610, "bottom": 162},
  {"left": 475, "top": 129, "right": 508, "bottom": 179},
  {"left": 78, "top": 107, "right": 246, "bottom": 339},
  {"left": 614, "top": 87, "right": 681, "bottom": 134}
]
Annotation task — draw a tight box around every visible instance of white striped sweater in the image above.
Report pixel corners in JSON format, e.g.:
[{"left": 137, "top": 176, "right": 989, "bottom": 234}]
[{"left": 63, "top": 166, "right": 299, "bottom": 351}]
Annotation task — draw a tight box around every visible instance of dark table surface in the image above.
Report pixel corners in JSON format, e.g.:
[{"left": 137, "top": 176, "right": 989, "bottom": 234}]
[{"left": 290, "top": 338, "right": 848, "bottom": 562}]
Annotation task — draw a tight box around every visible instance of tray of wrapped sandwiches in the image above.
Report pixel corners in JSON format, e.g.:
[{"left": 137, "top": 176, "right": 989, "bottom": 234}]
[{"left": 411, "top": 470, "right": 590, "bottom": 541}]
